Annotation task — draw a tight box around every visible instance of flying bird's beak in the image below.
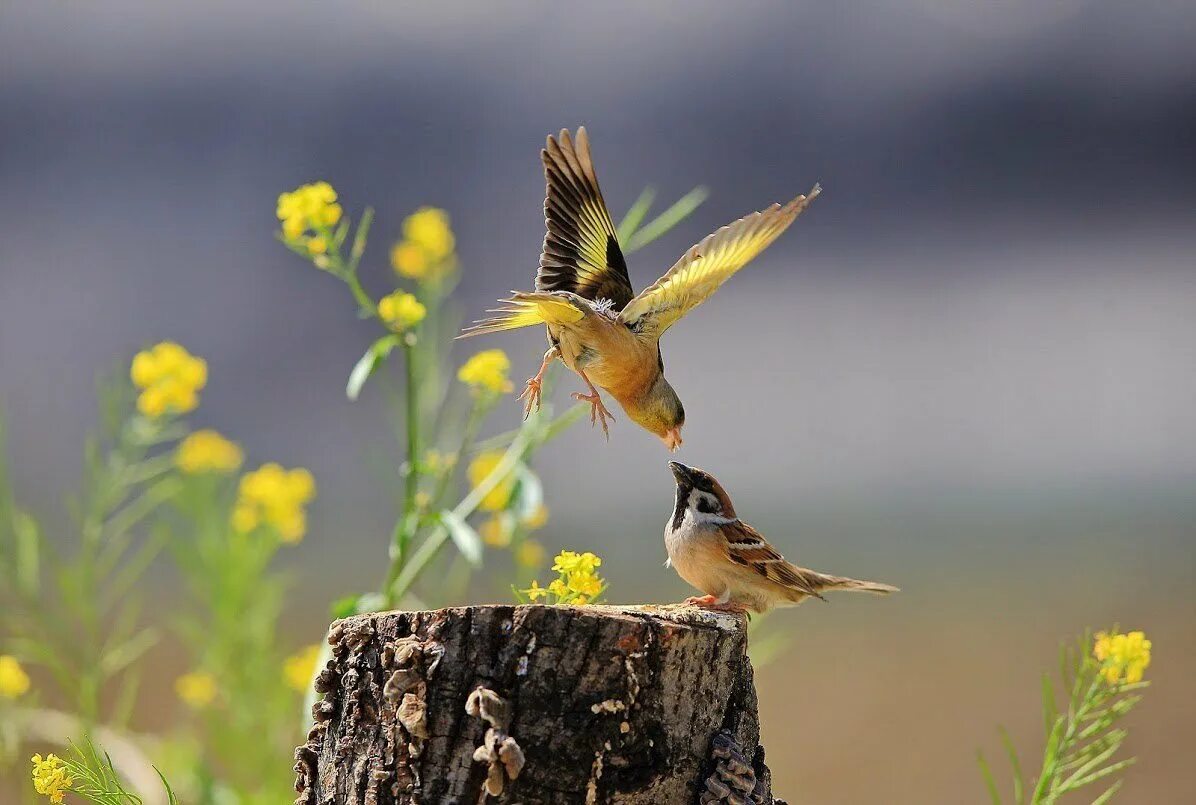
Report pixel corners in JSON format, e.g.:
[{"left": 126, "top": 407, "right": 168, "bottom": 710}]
[
  {"left": 661, "top": 427, "right": 683, "bottom": 452},
  {"left": 668, "top": 461, "right": 694, "bottom": 485}
]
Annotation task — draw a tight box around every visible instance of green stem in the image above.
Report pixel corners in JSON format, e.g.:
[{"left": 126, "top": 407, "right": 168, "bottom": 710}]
[
  {"left": 429, "top": 400, "right": 487, "bottom": 511},
  {"left": 381, "top": 339, "right": 422, "bottom": 606},
  {"left": 390, "top": 427, "right": 535, "bottom": 602}
]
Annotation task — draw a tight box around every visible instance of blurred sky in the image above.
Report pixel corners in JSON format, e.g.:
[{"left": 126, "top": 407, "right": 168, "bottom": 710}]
[{"left": 1, "top": 1, "right": 1194, "bottom": 799}]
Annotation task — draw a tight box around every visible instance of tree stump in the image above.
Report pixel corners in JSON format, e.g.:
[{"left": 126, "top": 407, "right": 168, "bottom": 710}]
[{"left": 294, "top": 604, "right": 783, "bottom": 804}]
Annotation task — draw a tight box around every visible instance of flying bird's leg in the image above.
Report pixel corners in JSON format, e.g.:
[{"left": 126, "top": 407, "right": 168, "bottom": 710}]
[
  {"left": 518, "top": 346, "right": 559, "bottom": 419},
  {"left": 571, "top": 368, "right": 615, "bottom": 438}
]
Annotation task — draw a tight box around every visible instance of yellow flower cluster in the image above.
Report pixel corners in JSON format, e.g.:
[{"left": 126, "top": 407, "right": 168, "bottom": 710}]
[
  {"left": 377, "top": 290, "right": 427, "bottom": 332},
  {"left": 467, "top": 451, "right": 516, "bottom": 511},
  {"left": 232, "top": 463, "right": 317, "bottom": 543},
  {"left": 175, "top": 429, "right": 244, "bottom": 474},
  {"left": 390, "top": 207, "right": 455, "bottom": 281},
  {"left": 175, "top": 670, "right": 217, "bottom": 709},
  {"left": 277, "top": 181, "right": 343, "bottom": 256},
  {"left": 130, "top": 341, "right": 207, "bottom": 418},
  {"left": 521, "top": 550, "right": 605, "bottom": 605},
  {"left": 30, "top": 754, "right": 72, "bottom": 803},
  {"left": 1093, "top": 630, "right": 1152, "bottom": 685},
  {"left": 458, "top": 349, "right": 514, "bottom": 396},
  {"left": 0, "top": 655, "right": 31, "bottom": 699},
  {"left": 283, "top": 644, "right": 322, "bottom": 692}
]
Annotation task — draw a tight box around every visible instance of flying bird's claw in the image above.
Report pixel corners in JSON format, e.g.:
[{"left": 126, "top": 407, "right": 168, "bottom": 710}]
[
  {"left": 571, "top": 391, "right": 614, "bottom": 439},
  {"left": 518, "top": 377, "right": 543, "bottom": 419}
]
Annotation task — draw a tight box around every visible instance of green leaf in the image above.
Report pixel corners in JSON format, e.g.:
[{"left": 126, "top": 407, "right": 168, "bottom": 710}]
[
  {"left": 1062, "top": 757, "right": 1136, "bottom": 791},
  {"left": 998, "top": 727, "right": 1024, "bottom": 804},
  {"left": 438, "top": 509, "right": 482, "bottom": 566},
  {"left": 1040, "top": 673, "right": 1057, "bottom": 738},
  {"left": 350, "top": 207, "right": 374, "bottom": 267},
  {"left": 617, "top": 186, "right": 656, "bottom": 245},
  {"left": 514, "top": 464, "right": 543, "bottom": 520},
  {"left": 624, "top": 186, "right": 709, "bottom": 253},
  {"left": 976, "top": 751, "right": 1002, "bottom": 805},
  {"left": 330, "top": 594, "right": 361, "bottom": 620},
  {"left": 155, "top": 767, "right": 181, "bottom": 805},
  {"left": 13, "top": 510, "right": 41, "bottom": 595},
  {"left": 1090, "top": 779, "right": 1124, "bottom": 805},
  {"left": 347, "top": 334, "right": 401, "bottom": 401}
]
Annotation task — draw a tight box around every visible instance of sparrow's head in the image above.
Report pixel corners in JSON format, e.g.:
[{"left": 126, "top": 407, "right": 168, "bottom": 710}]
[
  {"left": 628, "top": 375, "right": 685, "bottom": 451},
  {"left": 667, "top": 461, "right": 736, "bottom": 528}
]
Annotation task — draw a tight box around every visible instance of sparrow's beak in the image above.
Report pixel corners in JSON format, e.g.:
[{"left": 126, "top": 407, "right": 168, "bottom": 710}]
[
  {"left": 668, "top": 461, "right": 694, "bottom": 484},
  {"left": 661, "top": 427, "right": 683, "bottom": 452}
]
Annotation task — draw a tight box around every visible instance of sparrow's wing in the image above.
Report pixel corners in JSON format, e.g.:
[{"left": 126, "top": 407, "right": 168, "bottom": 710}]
[
  {"left": 618, "top": 186, "right": 820, "bottom": 336},
  {"left": 536, "top": 127, "right": 635, "bottom": 310},
  {"left": 721, "top": 520, "right": 828, "bottom": 601}
]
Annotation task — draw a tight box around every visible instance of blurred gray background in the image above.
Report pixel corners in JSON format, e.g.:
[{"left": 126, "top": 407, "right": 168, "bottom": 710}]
[{"left": 2, "top": 1, "right": 1194, "bottom": 801}]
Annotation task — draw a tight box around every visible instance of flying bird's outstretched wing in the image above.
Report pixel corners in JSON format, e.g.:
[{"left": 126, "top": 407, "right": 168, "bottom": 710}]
[
  {"left": 536, "top": 127, "right": 635, "bottom": 310},
  {"left": 618, "top": 185, "right": 820, "bottom": 336}
]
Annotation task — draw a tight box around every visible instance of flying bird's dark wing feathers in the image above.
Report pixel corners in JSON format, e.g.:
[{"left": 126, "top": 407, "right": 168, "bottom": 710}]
[{"left": 536, "top": 127, "right": 635, "bottom": 310}]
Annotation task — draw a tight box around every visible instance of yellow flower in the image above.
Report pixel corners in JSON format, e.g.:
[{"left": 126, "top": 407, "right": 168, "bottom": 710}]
[
  {"left": 548, "top": 578, "right": 568, "bottom": 598},
  {"left": 391, "top": 240, "right": 430, "bottom": 280},
  {"left": 552, "top": 550, "right": 601, "bottom": 575},
  {"left": 467, "top": 451, "right": 516, "bottom": 511},
  {"left": 0, "top": 655, "right": 31, "bottom": 699},
  {"left": 283, "top": 644, "right": 322, "bottom": 692},
  {"left": 566, "top": 570, "right": 602, "bottom": 598},
  {"left": 1094, "top": 630, "right": 1152, "bottom": 685},
  {"left": 522, "top": 580, "right": 548, "bottom": 602},
  {"left": 402, "top": 207, "right": 455, "bottom": 261},
  {"left": 232, "top": 463, "right": 317, "bottom": 543},
  {"left": 457, "top": 349, "right": 514, "bottom": 396},
  {"left": 480, "top": 515, "right": 512, "bottom": 548},
  {"left": 30, "top": 754, "right": 72, "bottom": 803},
  {"left": 175, "top": 671, "right": 217, "bottom": 709},
  {"left": 277, "top": 181, "right": 342, "bottom": 245},
  {"left": 521, "top": 504, "right": 549, "bottom": 530},
  {"left": 516, "top": 539, "right": 545, "bottom": 568},
  {"left": 377, "top": 291, "right": 426, "bottom": 331},
  {"left": 175, "top": 429, "right": 244, "bottom": 474},
  {"left": 573, "top": 595, "right": 589, "bottom": 605},
  {"left": 130, "top": 341, "right": 207, "bottom": 418}
]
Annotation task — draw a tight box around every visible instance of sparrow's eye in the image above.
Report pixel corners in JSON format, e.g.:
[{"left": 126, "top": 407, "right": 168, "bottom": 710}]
[{"left": 696, "top": 495, "right": 720, "bottom": 515}]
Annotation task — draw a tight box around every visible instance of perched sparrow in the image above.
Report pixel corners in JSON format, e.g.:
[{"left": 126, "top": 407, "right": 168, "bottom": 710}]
[
  {"left": 460, "top": 127, "right": 819, "bottom": 450},
  {"left": 665, "top": 462, "right": 898, "bottom": 614}
]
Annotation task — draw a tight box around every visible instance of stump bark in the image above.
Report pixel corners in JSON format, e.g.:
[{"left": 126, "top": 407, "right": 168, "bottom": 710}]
[{"left": 294, "top": 604, "right": 782, "bottom": 805}]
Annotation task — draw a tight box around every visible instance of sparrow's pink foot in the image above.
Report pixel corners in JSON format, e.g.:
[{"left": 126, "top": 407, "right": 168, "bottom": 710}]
[
  {"left": 571, "top": 391, "right": 615, "bottom": 438},
  {"left": 683, "top": 595, "right": 748, "bottom": 614}
]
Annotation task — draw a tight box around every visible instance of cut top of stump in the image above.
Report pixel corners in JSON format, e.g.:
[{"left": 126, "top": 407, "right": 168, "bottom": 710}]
[{"left": 295, "top": 604, "right": 775, "bottom": 804}]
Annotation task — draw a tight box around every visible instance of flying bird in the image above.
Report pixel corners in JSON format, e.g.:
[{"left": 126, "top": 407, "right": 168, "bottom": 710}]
[
  {"left": 460, "top": 127, "right": 820, "bottom": 450},
  {"left": 664, "top": 462, "right": 898, "bottom": 614}
]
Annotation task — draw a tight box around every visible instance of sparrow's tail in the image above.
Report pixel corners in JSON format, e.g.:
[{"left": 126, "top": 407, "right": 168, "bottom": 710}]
[
  {"left": 817, "top": 574, "right": 899, "bottom": 596},
  {"left": 458, "top": 292, "right": 585, "bottom": 338}
]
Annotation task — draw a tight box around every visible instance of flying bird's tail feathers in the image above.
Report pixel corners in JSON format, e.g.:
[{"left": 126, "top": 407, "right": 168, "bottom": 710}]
[{"left": 458, "top": 292, "right": 584, "bottom": 338}]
